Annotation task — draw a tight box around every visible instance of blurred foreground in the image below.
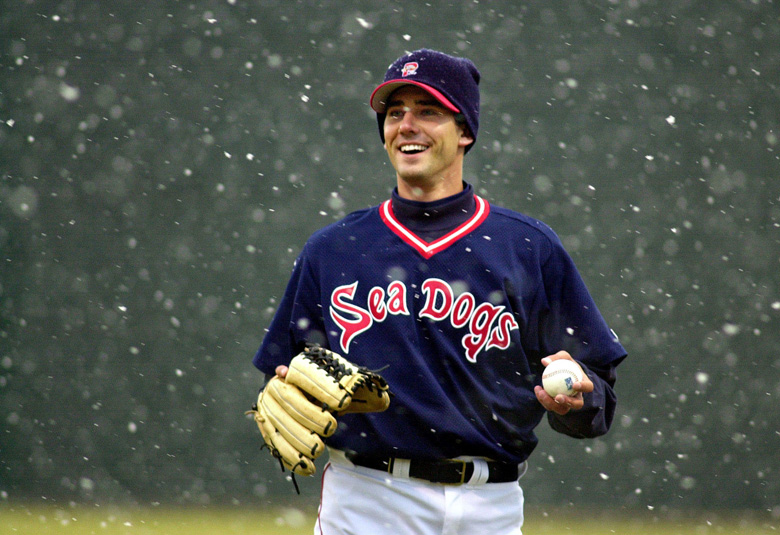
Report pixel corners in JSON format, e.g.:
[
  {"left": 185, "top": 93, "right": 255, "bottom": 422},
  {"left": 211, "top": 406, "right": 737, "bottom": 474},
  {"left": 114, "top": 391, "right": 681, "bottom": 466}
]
[{"left": 3, "top": 504, "right": 778, "bottom": 535}]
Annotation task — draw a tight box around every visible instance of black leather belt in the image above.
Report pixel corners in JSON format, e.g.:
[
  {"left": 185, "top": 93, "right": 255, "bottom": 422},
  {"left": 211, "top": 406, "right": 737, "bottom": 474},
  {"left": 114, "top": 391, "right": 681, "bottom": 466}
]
[{"left": 346, "top": 453, "right": 520, "bottom": 484}]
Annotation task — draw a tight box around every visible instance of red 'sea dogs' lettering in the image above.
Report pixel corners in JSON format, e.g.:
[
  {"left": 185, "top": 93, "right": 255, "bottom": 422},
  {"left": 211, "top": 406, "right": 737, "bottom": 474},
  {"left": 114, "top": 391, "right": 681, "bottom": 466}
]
[
  {"left": 330, "top": 281, "right": 410, "bottom": 353},
  {"left": 365, "top": 281, "right": 410, "bottom": 322},
  {"left": 329, "top": 282, "right": 373, "bottom": 353},
  {"left": 421, "top": 279, "right": 518, "bottom": 362},
  {"left": 329, "top": 279, "right": 518, "bottom": 362}
]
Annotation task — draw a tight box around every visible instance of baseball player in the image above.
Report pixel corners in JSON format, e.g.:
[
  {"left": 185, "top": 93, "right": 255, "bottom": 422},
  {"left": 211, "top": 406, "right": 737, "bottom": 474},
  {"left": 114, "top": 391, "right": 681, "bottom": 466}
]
[{"left": 251, "top": 49, "right": 627, "bottom": 534}]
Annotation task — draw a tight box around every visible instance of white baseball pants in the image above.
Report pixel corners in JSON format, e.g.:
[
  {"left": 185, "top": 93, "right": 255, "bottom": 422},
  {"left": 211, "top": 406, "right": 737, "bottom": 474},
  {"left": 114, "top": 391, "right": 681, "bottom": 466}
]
[{"left": 314, "top": 449, "right": 524, "bottom": 535}]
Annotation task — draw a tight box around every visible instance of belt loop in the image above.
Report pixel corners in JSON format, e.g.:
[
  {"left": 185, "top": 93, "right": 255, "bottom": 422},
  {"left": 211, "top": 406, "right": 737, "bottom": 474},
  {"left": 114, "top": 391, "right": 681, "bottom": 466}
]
[
  {"left": 456, "top": 459, "right": 468, "bottom": 484},
  {"left": 467, "top": 458, "right": 490, "bottom": 485},
  {"left": 517, "top": 460, "right": 528, "bottom": 480},
  {"left": 391, "top": 458, "right": 411, "bottom": 479}
]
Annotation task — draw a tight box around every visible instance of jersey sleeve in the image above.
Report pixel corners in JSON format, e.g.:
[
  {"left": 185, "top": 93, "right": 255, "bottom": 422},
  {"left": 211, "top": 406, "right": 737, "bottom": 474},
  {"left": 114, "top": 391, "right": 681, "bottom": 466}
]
[
  {"left": 546, "top": 358, "right": 624, "bottom": 438},
  {"left": 537, "top": 233, "right": 627, "bottom": 438},
  {"left": 252, "top": 243, "right": 328, "bottom": 376}
]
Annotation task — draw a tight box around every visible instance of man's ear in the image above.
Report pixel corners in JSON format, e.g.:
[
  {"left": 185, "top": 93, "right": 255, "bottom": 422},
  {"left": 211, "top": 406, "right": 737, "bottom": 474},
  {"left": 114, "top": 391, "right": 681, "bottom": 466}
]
[{"left": 458, "top": 128, "right": 474, "bottom": 147}]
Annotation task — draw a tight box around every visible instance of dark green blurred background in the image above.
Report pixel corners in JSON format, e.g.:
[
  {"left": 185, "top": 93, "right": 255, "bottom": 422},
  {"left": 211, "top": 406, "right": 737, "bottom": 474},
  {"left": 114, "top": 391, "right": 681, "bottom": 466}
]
[{"left": 1, "top": 0, "right": 779, "bottom": 519}]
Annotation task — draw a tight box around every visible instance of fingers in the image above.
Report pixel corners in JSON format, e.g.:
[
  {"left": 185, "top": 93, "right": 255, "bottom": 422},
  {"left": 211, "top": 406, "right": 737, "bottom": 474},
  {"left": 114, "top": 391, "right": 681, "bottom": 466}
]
[
  {"left": 534, "top": 385, "right": 584, "bottom": 415},
  {"left": 276, "top": 365, "right": 289, "bottom": 378},
  {"left": 540, "top": 350, "right": 572, "bottom": 367},
  {"left": 572, "top": 378, "right": 594, "bottom": 394},
  {"left": 540, "top": 351, "right": 594, "bottom": 396}
]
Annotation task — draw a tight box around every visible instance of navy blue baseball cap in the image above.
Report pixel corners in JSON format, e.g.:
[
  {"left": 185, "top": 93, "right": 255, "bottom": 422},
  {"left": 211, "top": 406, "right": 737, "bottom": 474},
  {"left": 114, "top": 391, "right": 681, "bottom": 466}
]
[{"left": 370, "top": 49, "right": 481, "bottom": 153}]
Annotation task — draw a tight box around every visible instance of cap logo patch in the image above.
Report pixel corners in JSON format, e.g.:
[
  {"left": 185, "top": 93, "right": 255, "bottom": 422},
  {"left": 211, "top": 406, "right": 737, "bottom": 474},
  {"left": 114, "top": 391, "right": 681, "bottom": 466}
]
[{"left": 401, "top": 62, "right": 419, "bottom": 77}]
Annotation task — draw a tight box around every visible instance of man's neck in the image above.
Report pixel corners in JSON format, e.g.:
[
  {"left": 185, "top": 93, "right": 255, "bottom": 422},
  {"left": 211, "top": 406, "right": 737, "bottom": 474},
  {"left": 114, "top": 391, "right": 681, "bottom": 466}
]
[
  {"left": 396, "top": 176, "right": 465, "bottom": 203},
  {"left": 390, "top": 183, "right": 476, "bottom": 242}
]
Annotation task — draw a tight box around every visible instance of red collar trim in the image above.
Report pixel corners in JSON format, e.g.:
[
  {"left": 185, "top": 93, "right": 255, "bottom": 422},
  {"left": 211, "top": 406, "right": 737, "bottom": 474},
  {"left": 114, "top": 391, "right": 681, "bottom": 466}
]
[{"left": 379, "top": 196, "right": 490, "bottom": 259}]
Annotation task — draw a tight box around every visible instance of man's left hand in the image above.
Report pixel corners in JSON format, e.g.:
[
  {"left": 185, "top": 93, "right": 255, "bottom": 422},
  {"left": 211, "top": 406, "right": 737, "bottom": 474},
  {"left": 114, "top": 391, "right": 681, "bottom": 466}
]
[{"left": 534, "top": 351, "right": 594, "bottom": 415}]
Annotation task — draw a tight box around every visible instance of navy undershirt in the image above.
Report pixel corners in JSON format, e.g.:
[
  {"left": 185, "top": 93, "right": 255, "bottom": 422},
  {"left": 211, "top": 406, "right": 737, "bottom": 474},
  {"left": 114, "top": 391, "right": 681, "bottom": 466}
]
[{"left": 390, "top": 182, "right": 477, "bottom": 242}]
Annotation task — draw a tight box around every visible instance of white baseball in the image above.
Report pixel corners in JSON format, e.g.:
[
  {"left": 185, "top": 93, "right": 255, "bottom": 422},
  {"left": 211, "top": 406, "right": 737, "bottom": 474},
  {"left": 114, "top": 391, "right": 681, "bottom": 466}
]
[{"left": 542, "top": 359, "right": 583, "bottom": 398}]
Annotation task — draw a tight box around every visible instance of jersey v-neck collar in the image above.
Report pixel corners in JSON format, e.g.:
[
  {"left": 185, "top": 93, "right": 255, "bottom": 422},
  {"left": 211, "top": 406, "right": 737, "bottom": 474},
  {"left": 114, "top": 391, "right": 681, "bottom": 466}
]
[{"left": 379, "top": 195, "right": 490, "bottom": 259}]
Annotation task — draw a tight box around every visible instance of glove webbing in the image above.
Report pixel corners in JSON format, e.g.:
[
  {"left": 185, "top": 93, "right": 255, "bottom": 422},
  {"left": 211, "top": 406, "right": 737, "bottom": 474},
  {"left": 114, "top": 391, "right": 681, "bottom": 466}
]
[
  {"left": 304, "top": 344, "right": 390, "bottom": 396},
  {"left": 303, "top": 344, "right": 351, "bottom": 380}
]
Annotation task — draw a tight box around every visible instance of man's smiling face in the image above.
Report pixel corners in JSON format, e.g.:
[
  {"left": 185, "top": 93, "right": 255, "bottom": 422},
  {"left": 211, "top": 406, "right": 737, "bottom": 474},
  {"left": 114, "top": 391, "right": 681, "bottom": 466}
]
[{"left": 383, "top": 85, "right": 473, "bottom": 195}]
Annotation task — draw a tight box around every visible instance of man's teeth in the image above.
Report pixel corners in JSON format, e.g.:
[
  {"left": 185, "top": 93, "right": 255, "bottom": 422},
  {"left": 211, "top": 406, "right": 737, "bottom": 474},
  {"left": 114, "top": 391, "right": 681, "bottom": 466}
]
[{"left": 400, "top": 144, "right": 427, "bottom": 153}]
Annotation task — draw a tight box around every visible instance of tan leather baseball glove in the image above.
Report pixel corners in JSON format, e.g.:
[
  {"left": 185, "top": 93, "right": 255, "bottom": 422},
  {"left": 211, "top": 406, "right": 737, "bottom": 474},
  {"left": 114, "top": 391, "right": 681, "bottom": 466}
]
[{"left": 247, "top": 344, "right": 391, "bottom": 478}]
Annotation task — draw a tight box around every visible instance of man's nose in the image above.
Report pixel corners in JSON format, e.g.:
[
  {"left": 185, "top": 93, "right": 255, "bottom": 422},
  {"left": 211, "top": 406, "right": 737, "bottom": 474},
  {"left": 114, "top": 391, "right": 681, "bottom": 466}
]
[{"left": 398, "top": 111, "right": 418, "bottom": 134}]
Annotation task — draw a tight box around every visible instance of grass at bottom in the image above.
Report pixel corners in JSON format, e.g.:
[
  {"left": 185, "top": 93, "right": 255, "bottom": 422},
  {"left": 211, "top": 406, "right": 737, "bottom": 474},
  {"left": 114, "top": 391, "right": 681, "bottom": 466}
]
[
  {"left": 524, "top": 506, "right": 777, "bottom": 535},
  {"left": 2, "top": 505, "right": 311, "bottom": 535},
  {"left": 1, "top": 504, "right": 777, "bottom": 534}
]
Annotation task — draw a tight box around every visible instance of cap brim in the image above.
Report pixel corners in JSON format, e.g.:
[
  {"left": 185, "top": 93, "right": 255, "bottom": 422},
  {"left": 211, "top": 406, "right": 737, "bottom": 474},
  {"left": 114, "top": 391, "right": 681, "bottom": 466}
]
[{"left": 370, "top": 79, "right": 460, "bottom": 113}]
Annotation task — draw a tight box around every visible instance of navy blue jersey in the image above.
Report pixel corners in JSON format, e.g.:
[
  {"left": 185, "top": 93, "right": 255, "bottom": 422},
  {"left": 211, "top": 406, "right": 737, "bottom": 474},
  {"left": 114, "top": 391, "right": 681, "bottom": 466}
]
[{"left": 254, "top": 188, "right": 626, "bottom": 464}]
